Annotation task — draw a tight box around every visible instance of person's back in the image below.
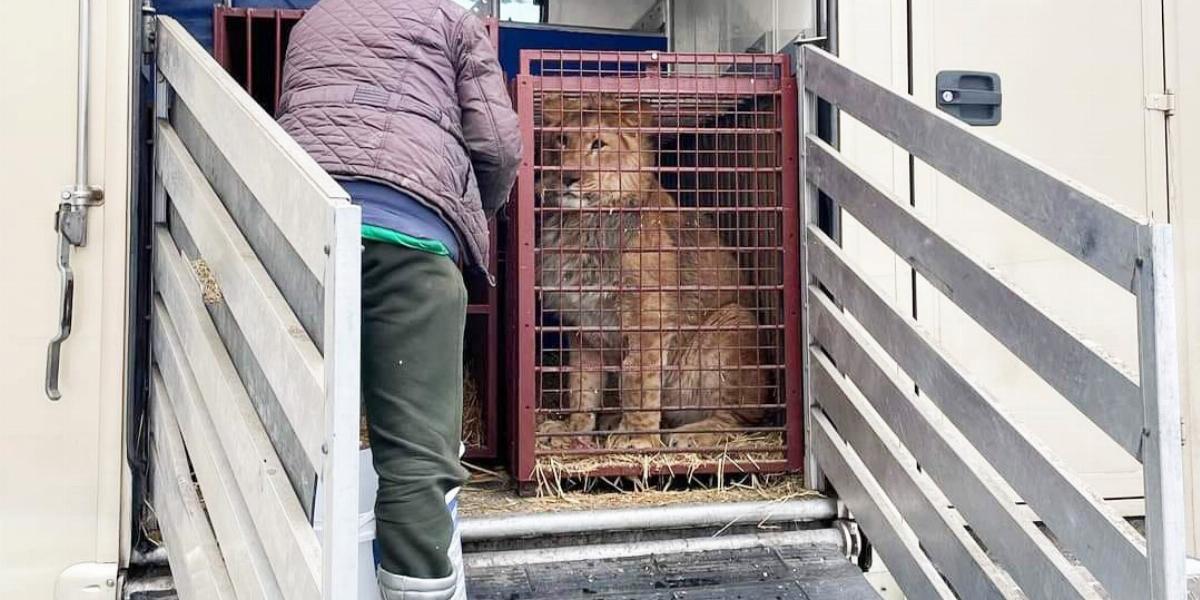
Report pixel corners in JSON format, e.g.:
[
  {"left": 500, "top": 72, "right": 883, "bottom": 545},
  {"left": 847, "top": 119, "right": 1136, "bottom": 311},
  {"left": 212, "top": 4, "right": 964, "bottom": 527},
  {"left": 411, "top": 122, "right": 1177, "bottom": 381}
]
[
  {"left": 278, "top": 0, "right": 518, "bottom": 271},
  {"left": 278, "top": 2, "right": 519, "bottom": 599}
]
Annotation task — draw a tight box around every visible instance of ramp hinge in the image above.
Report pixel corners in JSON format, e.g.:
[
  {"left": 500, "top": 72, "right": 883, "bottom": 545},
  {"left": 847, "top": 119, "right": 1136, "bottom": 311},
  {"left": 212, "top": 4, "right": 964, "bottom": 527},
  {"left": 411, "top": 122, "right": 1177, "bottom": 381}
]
[
  {"left": 141, "top": 1, "right": 158, "bottom": 56},
  {"left": 1146, "top": 92, "right": 1176, "bottom": 115}
]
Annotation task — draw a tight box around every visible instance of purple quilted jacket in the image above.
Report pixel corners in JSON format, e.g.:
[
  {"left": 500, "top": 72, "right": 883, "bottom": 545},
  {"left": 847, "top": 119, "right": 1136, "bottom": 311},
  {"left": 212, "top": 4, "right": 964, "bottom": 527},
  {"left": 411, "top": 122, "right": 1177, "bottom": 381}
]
[{"left": 277, "top": 0, "right": 520, "bottom": 269}]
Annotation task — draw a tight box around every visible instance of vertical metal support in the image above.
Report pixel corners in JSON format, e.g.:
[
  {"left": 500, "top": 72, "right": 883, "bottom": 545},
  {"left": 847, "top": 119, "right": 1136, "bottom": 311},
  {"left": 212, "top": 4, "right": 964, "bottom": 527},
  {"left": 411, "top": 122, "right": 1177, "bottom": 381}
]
[
  {"left": 320, "top": 205, "right": 362, "bottom": 600},
  {"left": 513, "top": 75, "right": 537, "bottom": 482},
  {"left": 798, "top": 49, "right": 827, "bottom": 491},
  {"left": 1137, "top": 223, "right": 1187, "bottom": 599},
  {"left": 781, "top": 67, "right": 804, "bottom": 473}
]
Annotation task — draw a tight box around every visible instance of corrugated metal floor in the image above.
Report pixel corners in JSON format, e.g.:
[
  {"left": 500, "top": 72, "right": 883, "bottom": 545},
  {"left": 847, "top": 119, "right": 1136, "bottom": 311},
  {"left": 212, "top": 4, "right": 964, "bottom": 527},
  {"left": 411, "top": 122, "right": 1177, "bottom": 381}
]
[{"left": 466, "top": 542, "right": 880, "bottom": 599}]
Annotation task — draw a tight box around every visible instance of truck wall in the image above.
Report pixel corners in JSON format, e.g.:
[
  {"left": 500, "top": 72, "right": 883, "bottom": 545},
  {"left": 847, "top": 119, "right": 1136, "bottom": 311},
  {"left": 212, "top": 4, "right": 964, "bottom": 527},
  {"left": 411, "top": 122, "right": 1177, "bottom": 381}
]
[
  {"left": 836, "top": 0, "right": 1198, "bottom": 546},
  {"left": 0, "top": 1, "right": 135, "bottom": 598},
  {"left": 1169, "top": 0, "right": 1200, "bottom": 553}
]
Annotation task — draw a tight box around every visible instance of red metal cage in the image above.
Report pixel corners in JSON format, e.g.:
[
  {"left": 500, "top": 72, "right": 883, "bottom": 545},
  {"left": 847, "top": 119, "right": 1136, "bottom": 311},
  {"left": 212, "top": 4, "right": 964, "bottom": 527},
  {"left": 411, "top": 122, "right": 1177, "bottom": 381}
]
[
  {"left": 508, "top": 50, "right": 802, "bottom": 484},
  {"left": 211, "top": 7, "right": 502, "bottom": 459}
]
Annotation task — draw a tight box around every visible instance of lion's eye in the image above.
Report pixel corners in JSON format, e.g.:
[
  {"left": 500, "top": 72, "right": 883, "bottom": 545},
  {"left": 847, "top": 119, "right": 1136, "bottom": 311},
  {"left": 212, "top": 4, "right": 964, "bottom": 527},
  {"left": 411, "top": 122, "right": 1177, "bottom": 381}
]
[
  {"left": 590, "top": 138, "right": 607, "bottom": 151},
  {"left": 555, "top": 135, "right": 567, "bottom": 148}
]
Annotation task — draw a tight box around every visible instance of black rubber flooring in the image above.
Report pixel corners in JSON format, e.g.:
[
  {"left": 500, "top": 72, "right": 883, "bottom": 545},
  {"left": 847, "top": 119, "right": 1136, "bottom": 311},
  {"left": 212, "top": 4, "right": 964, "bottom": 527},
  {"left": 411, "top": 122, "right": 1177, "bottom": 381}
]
[{"left": 466, "top": 542, "right": 881, "bottom": 600}]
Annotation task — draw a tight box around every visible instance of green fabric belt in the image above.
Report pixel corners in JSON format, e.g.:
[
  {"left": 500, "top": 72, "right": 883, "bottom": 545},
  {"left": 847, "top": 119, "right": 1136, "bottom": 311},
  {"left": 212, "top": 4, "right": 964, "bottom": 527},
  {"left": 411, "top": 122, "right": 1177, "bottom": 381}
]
[{"left": 362, "top": 223, "right": 452, "bottom": 258}]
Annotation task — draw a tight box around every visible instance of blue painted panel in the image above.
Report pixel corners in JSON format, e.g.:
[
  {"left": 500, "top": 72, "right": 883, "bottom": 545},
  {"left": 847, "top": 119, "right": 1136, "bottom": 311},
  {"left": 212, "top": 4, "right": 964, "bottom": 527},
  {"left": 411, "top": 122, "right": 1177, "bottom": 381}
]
[{"left": 497, "top": 23, "right": 667, "bottom": 77}]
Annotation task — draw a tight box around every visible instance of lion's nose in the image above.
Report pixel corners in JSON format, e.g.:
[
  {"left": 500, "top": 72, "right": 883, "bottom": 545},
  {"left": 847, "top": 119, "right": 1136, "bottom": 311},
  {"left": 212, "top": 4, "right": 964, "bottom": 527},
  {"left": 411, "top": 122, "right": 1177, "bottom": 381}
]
[{"left": 561, "top": 174, "right": 580, "bottom": 189}]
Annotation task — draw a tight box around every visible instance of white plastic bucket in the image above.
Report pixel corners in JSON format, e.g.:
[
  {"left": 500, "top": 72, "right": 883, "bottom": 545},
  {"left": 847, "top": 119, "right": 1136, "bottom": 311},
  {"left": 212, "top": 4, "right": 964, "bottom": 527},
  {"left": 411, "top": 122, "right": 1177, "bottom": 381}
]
[{"left": 316, "top": 446, "right": 466, "bottom": 600}]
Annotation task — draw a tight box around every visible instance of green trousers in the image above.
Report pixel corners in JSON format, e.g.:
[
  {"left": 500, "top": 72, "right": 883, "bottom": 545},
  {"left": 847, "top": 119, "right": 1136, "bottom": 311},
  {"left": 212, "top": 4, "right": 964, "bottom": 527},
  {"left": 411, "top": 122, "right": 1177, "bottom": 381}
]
[{"left": 361, "top": 240, "right": 468, "bottom": 579}]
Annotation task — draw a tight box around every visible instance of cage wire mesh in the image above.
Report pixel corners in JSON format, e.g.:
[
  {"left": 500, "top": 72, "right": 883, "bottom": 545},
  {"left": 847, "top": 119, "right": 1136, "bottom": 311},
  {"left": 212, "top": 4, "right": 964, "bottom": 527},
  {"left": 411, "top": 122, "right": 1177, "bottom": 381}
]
[{"left": 511, "top": 50, "right": 801, "bottom": 484}]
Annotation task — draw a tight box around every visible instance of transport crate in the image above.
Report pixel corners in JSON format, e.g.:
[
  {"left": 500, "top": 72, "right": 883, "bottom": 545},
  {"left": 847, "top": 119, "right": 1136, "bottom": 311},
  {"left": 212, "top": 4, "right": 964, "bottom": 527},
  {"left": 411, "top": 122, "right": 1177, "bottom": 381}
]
[
  {"left": 508, "top": 50, "right": 802, "bottom": 484},
  {"left": 211, "top": 6, "right": 502, "bottom": 459}
]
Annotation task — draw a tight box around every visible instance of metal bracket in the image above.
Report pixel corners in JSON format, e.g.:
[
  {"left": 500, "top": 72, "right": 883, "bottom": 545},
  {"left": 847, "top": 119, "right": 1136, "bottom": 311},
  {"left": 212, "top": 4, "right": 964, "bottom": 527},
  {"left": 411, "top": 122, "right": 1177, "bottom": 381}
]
[
  {"left": 1146, "top": 92, "right": 1176, "bottom": 115},
  {"left": 141, "top": 1, "right": 158, "bottom": 57}
]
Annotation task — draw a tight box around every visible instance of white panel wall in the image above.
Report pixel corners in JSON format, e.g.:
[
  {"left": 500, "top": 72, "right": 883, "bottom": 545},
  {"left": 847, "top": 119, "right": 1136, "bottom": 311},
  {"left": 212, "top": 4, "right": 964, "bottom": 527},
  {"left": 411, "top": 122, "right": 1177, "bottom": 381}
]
[{"left": 0, "top": 1, "right": 134, "bottom": 598}]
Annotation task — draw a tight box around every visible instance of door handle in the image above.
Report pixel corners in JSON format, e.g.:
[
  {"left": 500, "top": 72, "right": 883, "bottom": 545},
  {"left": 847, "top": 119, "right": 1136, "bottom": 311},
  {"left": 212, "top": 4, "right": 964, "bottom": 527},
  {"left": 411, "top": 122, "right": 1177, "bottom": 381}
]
[{"left": 936, "top": 70, "right": 1002, "bottom": 126}]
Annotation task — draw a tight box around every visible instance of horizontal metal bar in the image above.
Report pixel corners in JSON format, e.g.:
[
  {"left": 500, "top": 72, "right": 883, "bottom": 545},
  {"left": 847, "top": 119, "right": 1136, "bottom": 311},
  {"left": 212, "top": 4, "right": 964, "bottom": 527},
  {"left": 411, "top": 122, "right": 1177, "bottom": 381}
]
[
  {"left": 808, "top": 293, "right": 1097, "bottom": 598},
  {"left": 466, "top": 529, "right": 841, "bottom": 569},
  {"left": 170, "top": 100, "right": 324, "bottom": 351},
  {"left": 157, "top": 121, "right": 326, "bottom": 468},
  {"left": 462, "top": 498, "right": 837, "bottom": 541},
  {"left": 150, "top": 375, "right": 238, "bottom": 600},
  {"left": 168, "top": 212, "right": 317, "bottom": 518},
  {"left": 536, "top": 283, "right": 784, "bottom": 291},
  {"left": 157, "top": 17, "right": 349, "bottom": 284},
  {"left": 536, "top": 164, "right": 782, "bottom": 173},
  {"left": 534, "top": 125, "right": 784, "bottom": 134},
  {"left": 533, "top": 206, "right": 787, "bottom": 214},
  {"left": 153, "top": 229, "right": 321, "bottom": 600},
  {"left": 801, "top": 45, "right": 1143, "bottom": 288},
  {"left": 809, "top": 352, "right": 1020, "bottom": 599},
  {"left": 805, "top": 136, "right": 1144, "bottom": 457},
  {"left": 152, "top": 329, "right": 282, "bottom": 600},
  {"left": 806, "top": 229, "right": 1147, "bottom": 599},
  {"left": 521, "top": 50, "right": 788, "bottom": 67},
  {"left": 809, "top": 410, "right": 956, "bottom": 599},
  {"left": 537, "top": 404, "right": 784, "bottom": 415}
]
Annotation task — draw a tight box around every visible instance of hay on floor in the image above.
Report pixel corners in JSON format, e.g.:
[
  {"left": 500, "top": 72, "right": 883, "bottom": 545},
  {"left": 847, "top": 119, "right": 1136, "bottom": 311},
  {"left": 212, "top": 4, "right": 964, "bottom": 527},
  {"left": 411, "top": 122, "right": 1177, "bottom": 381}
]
[
  {"left": 529, "top": 430, "right": 786, "bottom": 496},
  {"left": 459, "top": 461, "right": 813, "bottom": 517}
]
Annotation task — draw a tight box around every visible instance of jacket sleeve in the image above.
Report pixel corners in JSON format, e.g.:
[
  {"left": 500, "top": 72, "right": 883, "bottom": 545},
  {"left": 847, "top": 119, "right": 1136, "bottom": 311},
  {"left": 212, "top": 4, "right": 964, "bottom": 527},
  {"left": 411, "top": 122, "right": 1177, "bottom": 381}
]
[{"left": 454, "top": 13, "right": 521, "bottom": 216}]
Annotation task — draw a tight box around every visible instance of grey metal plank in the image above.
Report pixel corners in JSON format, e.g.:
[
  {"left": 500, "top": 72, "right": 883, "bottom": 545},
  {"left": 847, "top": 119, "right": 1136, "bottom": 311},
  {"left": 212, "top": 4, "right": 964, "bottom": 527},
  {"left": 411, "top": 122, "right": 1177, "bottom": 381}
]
[
  {"left": 809, "top": 410, "right": 956, "bottom": 599},
  {"left": 150, "top": 374, "right": 238, "bottom": 600},
  {"left": 810, "top": 292, "right": 1099, "bottom": 599},
  {"left": 809, "top": 351, "right": 1022, "bottom": 600},
  {"left": 1135, "top": 225, "right": 1188, "bottom": 599},
  {"left": 805, "top": 136, "right": 1143, "bottom": 457},
  {"left": 153, "top": 229, "right": 321, "bottom": 600},
  {"left": 170, "top": 99, "right": 324, "bottom": 350},
  {"left": 153, "top": 314, "right": 284, "bottom": 600},
  {"left": 806, "top": 228, "right": 1146, "bottom": 599},
  {"left": 169, "top": 206, "right": 316, "bottom": 520},
  {"left": 157, "top": 121, "right": 326, "bottom": 469},
  {"left": 801, "top": 45, "right": 1142, "bottom": 288},
  {"left": 156, "top": 17, "right": 349, "bottom": 284}
]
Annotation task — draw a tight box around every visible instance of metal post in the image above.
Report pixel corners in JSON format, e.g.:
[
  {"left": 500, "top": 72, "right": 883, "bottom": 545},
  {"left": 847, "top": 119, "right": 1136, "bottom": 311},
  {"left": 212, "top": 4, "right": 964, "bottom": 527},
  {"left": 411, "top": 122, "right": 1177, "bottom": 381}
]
[
  {"left": 1136, "top": 223, "right": 1187, "bottom": 599},
  {"left": 320, "top": 206, "right": 362, "bottom": 599},
  {"left": 798, "top": 47, "right": 826, "bottom": 492}
]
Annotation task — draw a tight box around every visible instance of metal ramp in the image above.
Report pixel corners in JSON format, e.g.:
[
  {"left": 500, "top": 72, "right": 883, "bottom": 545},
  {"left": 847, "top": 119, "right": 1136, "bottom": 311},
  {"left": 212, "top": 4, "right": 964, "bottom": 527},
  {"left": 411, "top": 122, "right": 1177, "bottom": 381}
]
[{"left": 466, "top": 543, "right": 879, "bottom": 599}]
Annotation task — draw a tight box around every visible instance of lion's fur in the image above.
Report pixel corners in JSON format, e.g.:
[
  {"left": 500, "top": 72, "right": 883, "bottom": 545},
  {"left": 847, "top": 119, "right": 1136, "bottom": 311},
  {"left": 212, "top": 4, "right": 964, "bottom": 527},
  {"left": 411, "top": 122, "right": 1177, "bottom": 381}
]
[{"left": 536, "top": 94, "right": 766, "bottom": 450}]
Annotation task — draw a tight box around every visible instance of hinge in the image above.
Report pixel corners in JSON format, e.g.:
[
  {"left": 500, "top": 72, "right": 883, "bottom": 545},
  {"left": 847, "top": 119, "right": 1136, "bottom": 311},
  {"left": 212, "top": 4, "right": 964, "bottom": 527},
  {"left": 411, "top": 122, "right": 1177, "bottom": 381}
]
[
  {"left": 1146, "top": 92, "right": 1176, "bottom": 115},
  {"left": 141, "top": 1, "right": 157, "bottom": 56}
]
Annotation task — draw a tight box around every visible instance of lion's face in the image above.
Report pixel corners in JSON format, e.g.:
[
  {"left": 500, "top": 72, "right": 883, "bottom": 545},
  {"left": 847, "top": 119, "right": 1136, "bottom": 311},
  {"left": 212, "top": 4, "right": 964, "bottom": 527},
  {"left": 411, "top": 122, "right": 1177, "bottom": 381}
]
[{"left": 538, "top": 94, "right": 656, "bottom": 208}]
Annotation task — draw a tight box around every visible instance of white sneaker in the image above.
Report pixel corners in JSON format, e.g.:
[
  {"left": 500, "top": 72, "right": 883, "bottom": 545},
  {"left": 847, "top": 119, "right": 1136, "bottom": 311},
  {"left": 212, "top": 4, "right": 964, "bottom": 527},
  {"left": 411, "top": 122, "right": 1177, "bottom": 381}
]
[{"left": 377, "top": 567, "right": 457, "bottom": 600}]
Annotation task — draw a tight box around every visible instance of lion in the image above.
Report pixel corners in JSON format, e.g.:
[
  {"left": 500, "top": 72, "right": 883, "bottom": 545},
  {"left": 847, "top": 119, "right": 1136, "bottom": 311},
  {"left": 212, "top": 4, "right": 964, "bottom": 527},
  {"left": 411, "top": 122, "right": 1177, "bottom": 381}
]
[{"left": 534, "top": 94, "right": 766, "bottom": 450}]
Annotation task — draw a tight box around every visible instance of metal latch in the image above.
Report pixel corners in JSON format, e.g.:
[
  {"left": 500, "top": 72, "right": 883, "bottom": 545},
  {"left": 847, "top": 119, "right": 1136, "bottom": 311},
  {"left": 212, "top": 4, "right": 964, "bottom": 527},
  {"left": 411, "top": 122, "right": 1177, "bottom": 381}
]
[
  {"left": 1146, "top": 92, "right": 1176, "bottom": 115},
  {"left": 46, "top": 186, "right": 103, "bottom": 401}
]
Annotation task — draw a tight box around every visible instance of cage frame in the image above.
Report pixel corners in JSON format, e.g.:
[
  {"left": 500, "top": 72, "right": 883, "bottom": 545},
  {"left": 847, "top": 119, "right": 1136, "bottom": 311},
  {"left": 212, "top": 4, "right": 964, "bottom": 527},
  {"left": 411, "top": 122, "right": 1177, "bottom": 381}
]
[{"left": 508, "top": 49, "right": 803, "bottom": 484}]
